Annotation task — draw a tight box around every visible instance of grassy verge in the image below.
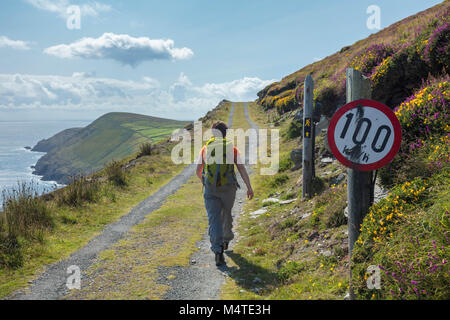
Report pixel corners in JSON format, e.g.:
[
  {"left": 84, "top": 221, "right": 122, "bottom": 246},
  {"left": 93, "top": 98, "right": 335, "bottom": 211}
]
[
  {"left": 247, "top": 102, "right": 269, "bottom": 128},
  {"left": 231, "top": 102, "right": 251, "bottom": 130}
]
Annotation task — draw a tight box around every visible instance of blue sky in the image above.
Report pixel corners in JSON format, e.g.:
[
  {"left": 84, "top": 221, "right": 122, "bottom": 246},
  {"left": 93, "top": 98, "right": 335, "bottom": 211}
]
[{"left": 0, "top": 0, "right": 443, "bottom": 121}]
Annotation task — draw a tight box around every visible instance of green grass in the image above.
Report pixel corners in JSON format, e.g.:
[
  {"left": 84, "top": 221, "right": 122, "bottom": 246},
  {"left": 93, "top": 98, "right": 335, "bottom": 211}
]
[
  {"left": 231, "top": 102, "right": 252, "bottom": 130},
  {"left": 247, "top": 102, "right": 269, "bottom": 128},
  {"left": 56, "top": 176, "right": 101, "bottom": 207},
  {"left": 352, "top": 171, "right": 449, "bottom": 300}
]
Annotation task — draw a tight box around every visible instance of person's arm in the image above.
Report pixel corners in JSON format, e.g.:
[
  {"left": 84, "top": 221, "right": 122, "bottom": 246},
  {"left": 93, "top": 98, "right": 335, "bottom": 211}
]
[
  {"left": 236, "top": 163, "right": 254, "bottom": 200},
  {"left": 196, "top": 154, "right": 204, "bottom": 182}
]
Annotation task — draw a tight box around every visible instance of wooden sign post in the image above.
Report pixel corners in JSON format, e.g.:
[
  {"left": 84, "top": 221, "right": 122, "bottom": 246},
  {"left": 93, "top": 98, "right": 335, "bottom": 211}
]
[
  {"left": 328, "top": 68, "right": 402, "bottom": 299},
  {"left": 346, "top": 68, "right": 372, "bottom": 299},
  {"left": 302, "top": 74, "right": 314, "bottom": 199}
]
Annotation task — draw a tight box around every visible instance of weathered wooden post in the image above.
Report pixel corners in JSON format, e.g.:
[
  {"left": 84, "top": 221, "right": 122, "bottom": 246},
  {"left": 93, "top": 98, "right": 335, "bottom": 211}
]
[
  {"left": 346, "top": 68, "right": 374, "bottom": 299},
  {"left": 302, "top": 74, "right": 314, "bottom": 199}
]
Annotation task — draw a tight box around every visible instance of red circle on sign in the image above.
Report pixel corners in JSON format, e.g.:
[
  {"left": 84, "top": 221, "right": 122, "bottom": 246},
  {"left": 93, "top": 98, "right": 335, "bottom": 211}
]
[{"left": 327, "top": 99, "right": 402, "bottom": 171}]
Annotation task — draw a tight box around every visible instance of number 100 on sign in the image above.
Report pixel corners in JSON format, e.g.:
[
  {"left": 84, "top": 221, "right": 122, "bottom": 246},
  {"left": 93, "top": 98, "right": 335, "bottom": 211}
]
[{"left": 328, "top": 99, "right": 402, "bottom": 171}]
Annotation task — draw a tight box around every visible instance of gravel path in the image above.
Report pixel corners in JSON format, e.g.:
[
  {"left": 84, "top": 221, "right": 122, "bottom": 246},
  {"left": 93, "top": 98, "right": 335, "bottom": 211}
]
[
  {"left": 9, "top": 167, "right": 197, "bottom": 300},
  {"left": 163, "top": 102, "right": 257, "bottom": 300}
]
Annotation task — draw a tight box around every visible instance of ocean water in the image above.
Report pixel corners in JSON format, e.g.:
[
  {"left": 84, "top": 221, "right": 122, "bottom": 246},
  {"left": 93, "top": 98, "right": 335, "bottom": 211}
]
[{"left": 0, "top": 120, "right": 91, "bottom": 208}]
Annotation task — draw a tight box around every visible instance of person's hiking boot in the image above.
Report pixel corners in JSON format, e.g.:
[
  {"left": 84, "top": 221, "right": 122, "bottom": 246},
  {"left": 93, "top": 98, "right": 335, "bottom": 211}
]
[
  {"left": 215, "top": 251, "right": 225, "bottom": 266},
  {"left": 223, "top": 241, "right": 229, "bottom": 251}
]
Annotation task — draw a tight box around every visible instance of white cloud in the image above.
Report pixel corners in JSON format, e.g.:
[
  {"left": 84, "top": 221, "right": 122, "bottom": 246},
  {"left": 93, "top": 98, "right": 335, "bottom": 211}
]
[
  {"left": 44, "top": 33, "right": 194, "bottom": 67},
  {"left": 196, "top": 77, "right": 275, "bottom": 101},
  {"left": 0, "top": 36, "right": 31, "bottom": 50},
  {"left": 0, "top": 73, "right": 159, "bottom": 107},
  {"left": 0, "top": 72, "right": 275, "bottom": 120},
  {"left": 25, "top": 0, "right": 111, "bottom": 18}
]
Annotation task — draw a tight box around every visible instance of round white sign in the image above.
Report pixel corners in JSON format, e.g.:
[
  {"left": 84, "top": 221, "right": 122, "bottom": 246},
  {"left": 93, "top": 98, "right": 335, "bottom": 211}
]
[{"left": 328, "top": 100, "right": 402, "bottom": 171}]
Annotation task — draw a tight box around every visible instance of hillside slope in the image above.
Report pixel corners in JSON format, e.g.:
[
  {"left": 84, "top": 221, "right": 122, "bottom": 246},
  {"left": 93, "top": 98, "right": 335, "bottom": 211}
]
[
  {"left": 257, "top": 1, "right": 449, "bottom": 117},
  {"left": 32, "top": 128, "right": 83, "bottom": 153},
  {"left": 221, "top": 3, "right": 449, "bottom": 300},
  {"left": 33, "top": 112, "right": 190, "bottom": 184}
]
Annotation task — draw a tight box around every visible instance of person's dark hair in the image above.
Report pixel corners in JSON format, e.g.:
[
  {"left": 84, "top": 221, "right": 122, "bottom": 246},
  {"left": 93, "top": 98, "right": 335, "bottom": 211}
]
[{"left": 212, "top": 121, "right": 228, "bottom": 138}]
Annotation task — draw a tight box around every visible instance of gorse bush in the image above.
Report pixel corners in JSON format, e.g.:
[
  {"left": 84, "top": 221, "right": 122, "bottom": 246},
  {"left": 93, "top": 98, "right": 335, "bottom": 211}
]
[
  {"left": 105, "top": 160, "right": 128, "bottom": 187},
  {"left": 350, "top": 44, "right": 395, "bottom": 77},
  {"left": 275, "top": 94, "right": 297, "bottom": 115},
  {"left": 286, "top": 120, "right": 302, "bottom": 139},
  {"left": 357, "top": 178, "right": 429, "bottom": 246},
  {"left": 57, "top": 175, "right": 100, "bottom": 207},
  {"left": 380, "top": 78, "right": 449, "bottom": 186},
  {"left": 371, "top": 47, "right": 430, "bottom": 107},
  {"left": 395, "top": 79, "right": 449, "bottom": 145},
  {"left": 424, "top": 22, "right": 449, "bottom": 74},
  {"left": 278, "top": 154, "right": 294, "bottom": 172},
  {"left": 138, "top": 142, "right": 153, "bottom": 157},
  {"left": 0, "top": 233, "right": 22, "bottom": 269},
  {"left": 352, "top": 174, "right": 450, "bottom": 300},
  {"left": 268, "top": 174, "right": 289, "bottom": 188},
  {"left": 278, "top": 261, "right": 306, "bottom": 283},
  {"left": 352, "top": 78, "right": 450, "bottom": 300}
]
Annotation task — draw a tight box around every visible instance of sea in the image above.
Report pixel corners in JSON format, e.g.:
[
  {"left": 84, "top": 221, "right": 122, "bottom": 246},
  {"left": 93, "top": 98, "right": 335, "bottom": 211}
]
[{"left": 0, "top": 120, "right": 91, "bottom": 209}]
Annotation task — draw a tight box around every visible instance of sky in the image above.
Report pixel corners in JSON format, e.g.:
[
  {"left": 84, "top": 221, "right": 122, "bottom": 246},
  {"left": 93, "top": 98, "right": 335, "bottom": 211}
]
[{"left": 0, "top": 0, "right": 443, "bottom": 121}]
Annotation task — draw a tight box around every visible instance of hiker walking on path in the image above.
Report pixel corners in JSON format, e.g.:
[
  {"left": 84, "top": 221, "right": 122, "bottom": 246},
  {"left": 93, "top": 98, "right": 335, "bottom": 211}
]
[{"left": 196, "top": 121, "right": 254, "bottom": 266}]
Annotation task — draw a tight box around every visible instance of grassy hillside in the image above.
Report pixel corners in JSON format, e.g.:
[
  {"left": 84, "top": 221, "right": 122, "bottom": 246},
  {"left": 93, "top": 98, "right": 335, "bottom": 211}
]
[
  {"left": 351, "top": 78, "right": 449, "bottom": 300},
  {"left": 33, "top": 112, "right": 190, "bottom": 184},
  {"left": 32, "top": 128, "right": 83, "bottom": 153},
  {"left": 221, "top": 3, "right": 449, "bottom": 300},
  {"left": 257, "top": 1, "right": 449, "bottom": 117}
]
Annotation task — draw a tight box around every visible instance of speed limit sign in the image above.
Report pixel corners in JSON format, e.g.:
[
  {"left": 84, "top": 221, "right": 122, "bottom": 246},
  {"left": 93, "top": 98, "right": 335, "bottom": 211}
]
[{"left": 328, "top": 99, "right": 402, "bottom": 171}]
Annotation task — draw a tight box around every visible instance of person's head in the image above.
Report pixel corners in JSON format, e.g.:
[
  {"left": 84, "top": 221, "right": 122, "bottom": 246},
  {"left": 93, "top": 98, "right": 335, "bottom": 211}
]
[{"left": 211, "top": 121, "right": 228, "bottom": 138}]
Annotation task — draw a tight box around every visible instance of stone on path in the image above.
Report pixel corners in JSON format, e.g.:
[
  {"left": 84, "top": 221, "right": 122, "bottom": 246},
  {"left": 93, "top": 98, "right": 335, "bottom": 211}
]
[
  {"left": 279, "top": 199, "right": 297, "bottom": 205},
  {"left": 262, "top": 198, "right": 280, "bottom": 205}
]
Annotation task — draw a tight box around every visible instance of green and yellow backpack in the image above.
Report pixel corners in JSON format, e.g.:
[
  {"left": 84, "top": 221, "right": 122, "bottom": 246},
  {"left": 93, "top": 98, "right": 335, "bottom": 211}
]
[{"left": 202, "top": 137, "right": 238, "bottom": 187}]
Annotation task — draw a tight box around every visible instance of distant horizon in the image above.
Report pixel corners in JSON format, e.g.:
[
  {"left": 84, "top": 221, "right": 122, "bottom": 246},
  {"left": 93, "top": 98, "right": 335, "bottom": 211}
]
[{"left": 0, "top": 111, "right": 198, "bottom": 123}]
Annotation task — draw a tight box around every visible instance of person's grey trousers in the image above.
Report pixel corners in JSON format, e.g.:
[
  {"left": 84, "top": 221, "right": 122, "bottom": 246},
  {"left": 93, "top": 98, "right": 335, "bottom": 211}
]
[{"left": 203, "top": 183, "right": 237, "bottom": 254}]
